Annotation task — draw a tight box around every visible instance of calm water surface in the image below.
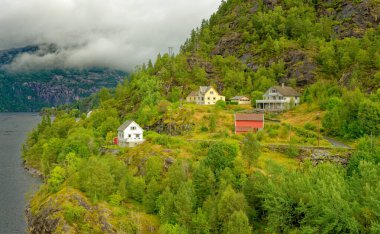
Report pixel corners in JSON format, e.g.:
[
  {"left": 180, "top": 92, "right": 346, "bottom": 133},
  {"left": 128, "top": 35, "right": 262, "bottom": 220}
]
[{"left": 0, "top": 113, "right": 41, "bottom": 233}]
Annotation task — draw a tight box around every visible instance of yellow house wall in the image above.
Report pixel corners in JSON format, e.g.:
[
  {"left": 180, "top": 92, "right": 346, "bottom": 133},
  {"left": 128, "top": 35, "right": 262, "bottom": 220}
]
[
  {"left": 238, "top": 100, "right": 251, "bottom": 105},
  {"left": 186, "top": 96, "right": 197, "bottom": 103},
  {"left": 203, "top": 88, "right": 225, "bottom": 105}
]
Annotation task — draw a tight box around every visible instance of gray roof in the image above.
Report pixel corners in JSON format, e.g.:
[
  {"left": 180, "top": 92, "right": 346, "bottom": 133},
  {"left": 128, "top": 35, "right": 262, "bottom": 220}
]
[
  {"left": 273, "top": 86, "right": 300, "bottom": 97},
  {"left": 118, "top": 120, "right": 134, "bottom": 131},
  {"left": 231, "top": 96, "right": 249, "bottom": 100},
  {"left": 199, "top": 86, "right": 213, "bottom": 95},
  {"left": 187, "top": 86, "right": 219, "bottom": 98},
  {"left": 187, "top": 91, "right": 198, "bottom": 97}
]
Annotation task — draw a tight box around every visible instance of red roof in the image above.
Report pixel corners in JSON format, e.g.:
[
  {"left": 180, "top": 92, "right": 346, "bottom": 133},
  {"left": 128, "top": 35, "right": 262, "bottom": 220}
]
[{"left": 235, "top": 113, "right": 263, "bottom": 121}]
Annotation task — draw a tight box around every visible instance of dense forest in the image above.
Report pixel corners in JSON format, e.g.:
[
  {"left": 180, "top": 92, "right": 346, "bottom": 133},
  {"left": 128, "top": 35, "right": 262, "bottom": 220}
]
[{"left": 23, "top": 0, "right": 380, "bottom": 233}]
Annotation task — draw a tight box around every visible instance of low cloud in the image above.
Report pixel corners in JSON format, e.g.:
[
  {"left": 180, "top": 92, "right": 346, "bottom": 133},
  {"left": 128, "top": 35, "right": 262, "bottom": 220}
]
[{"left": 0, "top": 0, "right": 220, "bottom": 71}]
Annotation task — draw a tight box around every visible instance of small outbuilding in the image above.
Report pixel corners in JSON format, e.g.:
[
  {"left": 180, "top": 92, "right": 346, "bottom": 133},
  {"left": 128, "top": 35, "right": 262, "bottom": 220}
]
[
  {"left": 230, "top": 96, "right": 251, "bottom": 105},
  {"left": 234, "top": 113, "right": 264, "bottom": 134},
  {"left": 117, "top": 120, "right": 145, "bottom": 147}
]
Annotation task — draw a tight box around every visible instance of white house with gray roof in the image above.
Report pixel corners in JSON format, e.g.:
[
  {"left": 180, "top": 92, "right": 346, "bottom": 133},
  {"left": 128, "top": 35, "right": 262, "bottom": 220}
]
[
  {"left": 117, "top": 120, "right": 144, "bottom": 147},
  {"left": 186, "top": 86, "right": 225, "bottom": 105},
  {"left": 256, "top": 84, "right": 301, "bottom": 111}
]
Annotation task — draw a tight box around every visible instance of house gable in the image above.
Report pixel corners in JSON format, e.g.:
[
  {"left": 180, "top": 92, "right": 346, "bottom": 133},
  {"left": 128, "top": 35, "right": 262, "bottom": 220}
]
[
  {"left": 268, "top": 86, "right": 300, "bottom": 97},
  {"left": 204, "top": 87, "right": 219, "bottom": 96},
  {"left": 118, "top": 121, "right": 143, "bottom": 139},
  {"left": 122, "top": 121, "right": 143, "bottom": 133},
  {"left": 264, "top": 88, "right": 284, "bottom": 97}
]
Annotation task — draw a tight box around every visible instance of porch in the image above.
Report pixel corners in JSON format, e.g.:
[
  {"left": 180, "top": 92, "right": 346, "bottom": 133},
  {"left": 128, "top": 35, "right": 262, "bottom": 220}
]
[{"left": 256, "top": 100, "right": 288, "bottom": 111}]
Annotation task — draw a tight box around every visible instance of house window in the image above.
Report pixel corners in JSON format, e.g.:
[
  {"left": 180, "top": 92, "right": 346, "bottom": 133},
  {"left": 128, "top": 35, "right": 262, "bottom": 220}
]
[
  {"left": 208, "top": 97, "right": 210, "bottom": 100},
  {"left": 213, "top": 97, "right": 216, "bottom": 100},
  {"left": 220, "top": 97, "right": 223, "bottom": 100},
  {"left": 271, "top": 89, "right": 277, "bottom": 93},
  {"left": 128, "top": 134, "right": 131, "bottom": 138},
  {"left": 136, "top": 134, "right": 140, "bottom": 138},
  {"left": 131, "top": 126, "right": 136, "bottom": 130},
  {"left": 202, "top": 97, "right": 204, "bottom": 101},
  {"left": 210, "top": 91, "right": 214, "bottom": 94}
]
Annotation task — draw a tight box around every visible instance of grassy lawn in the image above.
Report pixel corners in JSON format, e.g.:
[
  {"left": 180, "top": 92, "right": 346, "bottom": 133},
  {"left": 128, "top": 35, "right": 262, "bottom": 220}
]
[
  {"left": 115, "top": 103, "right": 341, "bottom": 179},
  {"left": 258, "top": 150, "right": 299, "bottom": 170}
]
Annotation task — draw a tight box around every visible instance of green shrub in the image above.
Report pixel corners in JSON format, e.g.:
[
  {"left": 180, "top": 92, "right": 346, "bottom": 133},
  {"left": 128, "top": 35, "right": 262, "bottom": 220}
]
[
  {"left": 216, "top": 100, "right": 227, "bottom": 109},
  {"left": 200, "top": 126, "right": 209, "bottom": 132},
  {"left": 152, "top": 134, "right": 182, "bottom": 147},
  {"left": 63, "top": 205, "right": 86, "bottom": 225},
  {"left": 109, "top": 193, "right": 123, "bottom": 206},
  {"left": 304, "top": 123, "right": 317, "bottom": 131},
  {"left": 47, "top": 166, "right": 66, "bottom": 193},
  {"left": 279, "top": 125, "right": 290, "bottom": 138},
  {"left": 256, "top": 131, "right": 265, "bottom": 141},
  {"left": 268, "top": 129, "right": 278, "bottom": 138},
  {"left": 286, "top": 139, "right": 299, "bottom": 158},
  {"left": 118, "top": 220, "right": 138, "bottom": 234}
]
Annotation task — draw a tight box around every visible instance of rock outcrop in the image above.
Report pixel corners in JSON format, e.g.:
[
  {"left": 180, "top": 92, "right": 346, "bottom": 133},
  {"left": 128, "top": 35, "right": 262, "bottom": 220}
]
[{"left": 26, "top": 188, "right": 117, "bottom": 234}]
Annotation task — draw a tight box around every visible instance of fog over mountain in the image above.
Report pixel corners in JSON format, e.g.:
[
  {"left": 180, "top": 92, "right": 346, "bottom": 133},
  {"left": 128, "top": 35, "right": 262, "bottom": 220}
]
[{"left": 0, "top": 0, "right": 220, "bottom": 71}]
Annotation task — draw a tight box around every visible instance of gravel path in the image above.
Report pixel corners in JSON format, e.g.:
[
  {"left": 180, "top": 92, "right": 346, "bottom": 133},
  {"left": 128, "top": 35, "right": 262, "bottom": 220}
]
[{"left": 324, "top": 136, "right": 352, "bottom": 149}]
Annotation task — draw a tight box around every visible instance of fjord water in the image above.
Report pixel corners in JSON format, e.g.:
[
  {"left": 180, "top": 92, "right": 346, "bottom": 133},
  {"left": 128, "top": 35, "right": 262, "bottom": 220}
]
[{"left": 0, "top": 113, "right": 41, "bottom": 233}]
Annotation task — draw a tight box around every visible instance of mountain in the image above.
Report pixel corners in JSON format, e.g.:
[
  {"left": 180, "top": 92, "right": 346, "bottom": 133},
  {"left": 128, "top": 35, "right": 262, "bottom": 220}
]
[
  {"left": 143, "top": 0, "right": 379, "bottom": 98},
  {"left": 22, "top": 0, "right": 380, "bottom": 233},
  {"left": 0, "top": 45, "right": 127, "bottom": 112}
]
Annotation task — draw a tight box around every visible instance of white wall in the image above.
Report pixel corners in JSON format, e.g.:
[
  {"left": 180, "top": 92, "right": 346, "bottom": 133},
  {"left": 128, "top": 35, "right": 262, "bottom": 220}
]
[{"left": 119, "top": 121, "right": 144, "bottom": 143}]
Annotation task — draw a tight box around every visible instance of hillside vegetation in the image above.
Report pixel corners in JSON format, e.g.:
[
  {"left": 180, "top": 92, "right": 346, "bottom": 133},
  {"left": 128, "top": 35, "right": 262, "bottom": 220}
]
[{"left": 23, "top": 0, "right": 380, "bottom": 233}]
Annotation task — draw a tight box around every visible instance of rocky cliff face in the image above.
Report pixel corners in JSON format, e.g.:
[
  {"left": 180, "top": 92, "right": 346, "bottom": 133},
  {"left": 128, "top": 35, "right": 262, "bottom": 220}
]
[
  {"left": 0, "top": 45, "right": 127, "bottom": 112},
  {"left": 26, "top": 188, "right": 117, "bottom": 234},
  {"left": 181, "top": 0, "right": 379, "bottom": 90}
]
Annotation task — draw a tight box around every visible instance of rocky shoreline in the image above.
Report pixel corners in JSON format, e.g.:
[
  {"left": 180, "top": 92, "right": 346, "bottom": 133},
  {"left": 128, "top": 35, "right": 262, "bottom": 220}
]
[{"left": 23, "top": 164, "right": 44, "bottom": 179}]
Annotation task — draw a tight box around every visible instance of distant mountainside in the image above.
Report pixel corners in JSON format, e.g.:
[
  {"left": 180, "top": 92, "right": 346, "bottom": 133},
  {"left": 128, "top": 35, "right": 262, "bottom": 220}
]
[{"left": 0, "top": 45, "right": 127, "bottom": 112}]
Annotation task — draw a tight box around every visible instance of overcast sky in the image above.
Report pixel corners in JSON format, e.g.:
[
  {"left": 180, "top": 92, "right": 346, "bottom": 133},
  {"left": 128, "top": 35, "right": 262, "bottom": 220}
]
[{"left": 0, "top": 0, "right": 221, "bottom": 71}]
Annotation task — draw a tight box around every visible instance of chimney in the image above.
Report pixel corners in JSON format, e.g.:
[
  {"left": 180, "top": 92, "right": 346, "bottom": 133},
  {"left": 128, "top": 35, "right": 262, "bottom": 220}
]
[{"left": 282, "top": 83, "right": 285, "bottom": 88}]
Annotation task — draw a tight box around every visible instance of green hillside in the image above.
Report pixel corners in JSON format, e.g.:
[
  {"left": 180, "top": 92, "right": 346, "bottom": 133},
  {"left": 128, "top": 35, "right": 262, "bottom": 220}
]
[{"left": 23, "top": 0, "right": 380, "bottom": 233}]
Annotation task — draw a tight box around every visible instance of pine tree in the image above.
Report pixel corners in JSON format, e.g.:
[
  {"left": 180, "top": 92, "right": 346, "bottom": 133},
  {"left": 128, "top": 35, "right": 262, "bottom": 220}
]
[
  {"left": 224, "top": 210, "right": 252, "bottom": 234},
  {"left": 242, "top": 133, "right": 261, "bottom": 166},
  {"left": 143, "top": 178, "right": 160, "bottom": 214},
  {"left": 193, "top": 164, "right": 216, "bottom": 206},
  {"left": 192, "top": 208, "right": 210, "bottom": 234},
  {"left": 157, "top": 187, "right": 176, "bottom": 223},
  {"left": 174, "top": 182, "right": 195, "bottom": 228}
]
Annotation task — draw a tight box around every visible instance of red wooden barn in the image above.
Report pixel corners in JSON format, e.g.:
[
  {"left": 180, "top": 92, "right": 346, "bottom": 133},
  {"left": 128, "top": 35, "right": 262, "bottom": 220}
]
[{"left": 234, "top": 113, "right": 264, "bottom": 134}]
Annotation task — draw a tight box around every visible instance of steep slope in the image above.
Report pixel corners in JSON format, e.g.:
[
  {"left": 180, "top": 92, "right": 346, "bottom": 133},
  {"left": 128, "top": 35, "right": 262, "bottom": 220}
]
[
  {"left": 0, "top": 45, "right": 127, "bottom": 112},
  {"left": 149, "top": 0, "right": 380, "bottom": 96}
]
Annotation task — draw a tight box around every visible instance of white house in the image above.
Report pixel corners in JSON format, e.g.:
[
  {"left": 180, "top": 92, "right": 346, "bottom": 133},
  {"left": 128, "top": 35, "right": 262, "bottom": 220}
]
[
  {"left": 117, "top": 120, "right": 145, "bottom": 147},
  {"left": 186, "top": 86, "right": 225, "bottom": 105},
  {"left": 256, "top": 84, "right": 300, "bottom": 111}
]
